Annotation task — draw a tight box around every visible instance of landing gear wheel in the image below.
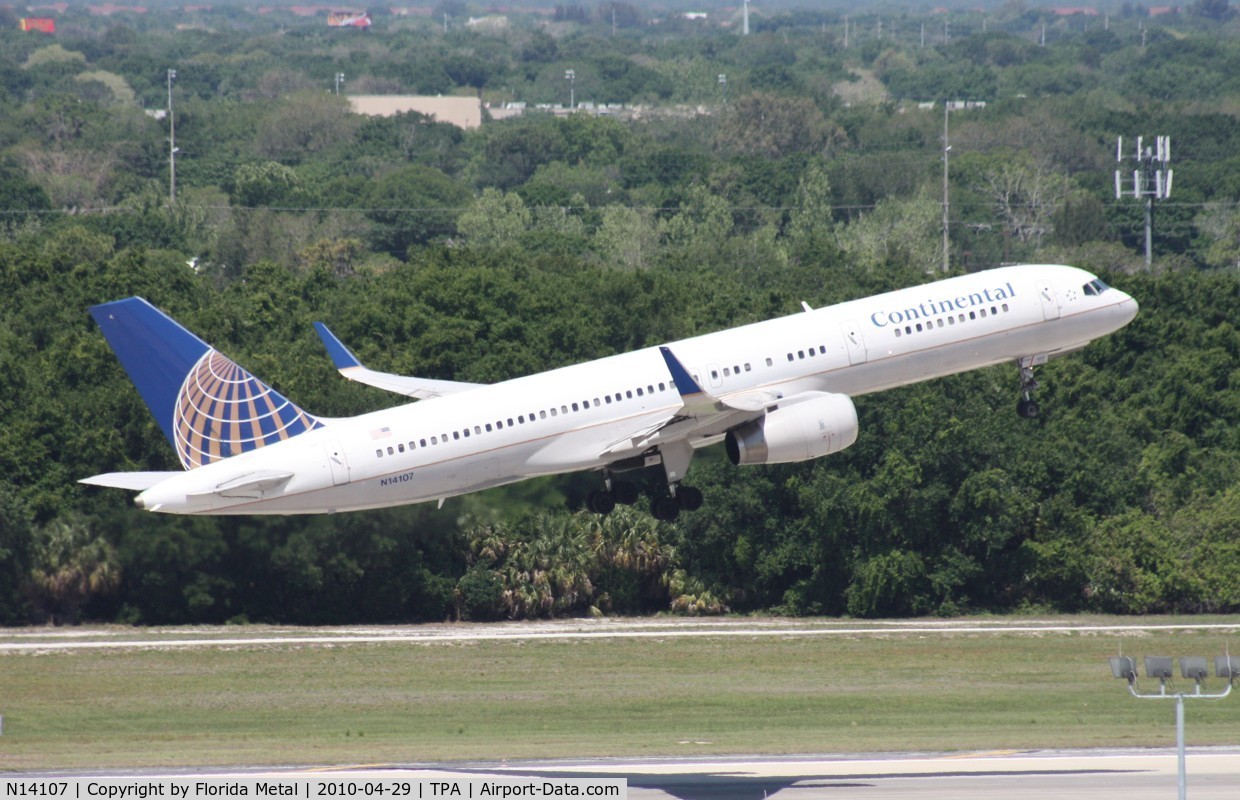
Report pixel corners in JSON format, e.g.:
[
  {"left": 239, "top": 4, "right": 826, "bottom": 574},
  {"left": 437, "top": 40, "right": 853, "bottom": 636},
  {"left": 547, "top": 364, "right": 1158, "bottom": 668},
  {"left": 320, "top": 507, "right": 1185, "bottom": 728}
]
[
  {"left": 1016, "top": 357, "right": 1042, "bottom": 420},
  {"left": 676, "top": 486, "right": 703, "bottom": 512},
  {"left": 612, "top": 480, "right": 639, "bottom": 506},
  {"left": 651, "top": 496, "right": 681, "bottom": 522},
  {"left": 587, "top": 490, "right": 616, "bottom": 515}
]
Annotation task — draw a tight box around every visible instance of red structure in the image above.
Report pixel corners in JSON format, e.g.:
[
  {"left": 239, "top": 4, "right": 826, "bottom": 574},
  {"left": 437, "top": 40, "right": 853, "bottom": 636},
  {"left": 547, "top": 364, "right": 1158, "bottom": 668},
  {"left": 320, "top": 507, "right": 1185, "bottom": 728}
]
[
  {"left": 20, "top": 18, "right": 57, "bottom": 33},
  {"left": 327, "top": 11, "right": 371, "bottom": 27}
]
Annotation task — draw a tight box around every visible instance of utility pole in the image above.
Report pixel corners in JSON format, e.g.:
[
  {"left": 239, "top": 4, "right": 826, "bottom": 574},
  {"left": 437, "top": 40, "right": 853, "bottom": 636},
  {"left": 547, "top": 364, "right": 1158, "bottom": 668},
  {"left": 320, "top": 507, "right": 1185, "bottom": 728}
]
[
  {"left": 742, "top": 0, "right": 749, "bottom": 36},
  {"left": 167, "top": 68, "right": 177, "bottom": 205},
  {"left": 335, "top": 72, "right": 345, "bottom": 95},
  {"left": 565, "top": 69, "right": 575, "bottom": 110},
  {"left": 942, "top": 103, "right": 951, "bottom": 273},
  {"left": 1115, "top": 135, "right": 1172, "bottom": 268}
]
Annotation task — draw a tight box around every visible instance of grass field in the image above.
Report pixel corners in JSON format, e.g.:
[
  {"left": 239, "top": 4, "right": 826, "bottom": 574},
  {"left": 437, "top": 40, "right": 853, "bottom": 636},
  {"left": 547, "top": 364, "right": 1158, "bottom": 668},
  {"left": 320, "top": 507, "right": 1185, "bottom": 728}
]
[{"left": 2, "top": 617, "right": 1239, "bottom": 771}]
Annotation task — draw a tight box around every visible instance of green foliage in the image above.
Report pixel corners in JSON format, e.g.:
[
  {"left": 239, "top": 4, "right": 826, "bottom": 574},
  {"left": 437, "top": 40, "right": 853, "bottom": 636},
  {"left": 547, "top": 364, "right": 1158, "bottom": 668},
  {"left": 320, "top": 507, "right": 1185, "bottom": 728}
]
[{"left": 2, "top": 7, "right": 1240, "bottom": 625}]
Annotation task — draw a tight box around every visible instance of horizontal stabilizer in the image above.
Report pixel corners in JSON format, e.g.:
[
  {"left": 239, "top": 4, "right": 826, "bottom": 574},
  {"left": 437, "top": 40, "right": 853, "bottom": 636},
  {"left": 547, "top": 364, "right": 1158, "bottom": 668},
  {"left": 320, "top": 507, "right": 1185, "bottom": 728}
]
[
  {"left": 313, "top": 322, "right": 483, "bottom": 399},
  {"left": 80, "top": 472, "right": 179, "bottom": 491}
]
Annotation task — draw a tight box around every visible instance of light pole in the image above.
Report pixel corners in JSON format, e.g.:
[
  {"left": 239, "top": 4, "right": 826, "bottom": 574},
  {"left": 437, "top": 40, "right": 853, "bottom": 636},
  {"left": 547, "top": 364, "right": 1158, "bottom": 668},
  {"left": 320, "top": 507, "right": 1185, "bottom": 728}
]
[
  {"left": 717, "top": 73, "right": 727, "bottom": 106},
  {"left": 167, "top": 68, "right": 177, "bottom": 205},
  {"left": 335, "top": 72, "right": 345, "bottom": 95},
  {"left": 565, "top": 69, "right": 575, "bottom": 110},
  {"left": 1109, "top": 653, "right": 1238, "bottom": 800}
]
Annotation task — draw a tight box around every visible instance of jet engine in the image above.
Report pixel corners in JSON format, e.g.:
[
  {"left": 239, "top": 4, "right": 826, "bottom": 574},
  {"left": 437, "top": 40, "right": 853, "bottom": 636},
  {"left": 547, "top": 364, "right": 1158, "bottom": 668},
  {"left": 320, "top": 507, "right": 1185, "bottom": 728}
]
[{"left": 725, "top": 392, "right": 858, "bottom": 465}]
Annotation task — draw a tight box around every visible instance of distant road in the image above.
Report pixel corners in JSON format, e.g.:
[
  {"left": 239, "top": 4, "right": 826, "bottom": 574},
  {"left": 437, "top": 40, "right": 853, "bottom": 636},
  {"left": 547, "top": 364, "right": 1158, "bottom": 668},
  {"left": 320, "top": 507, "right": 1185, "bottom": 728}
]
[{"left": 4, "top": 617, "right": 1240, "bottom": 652}]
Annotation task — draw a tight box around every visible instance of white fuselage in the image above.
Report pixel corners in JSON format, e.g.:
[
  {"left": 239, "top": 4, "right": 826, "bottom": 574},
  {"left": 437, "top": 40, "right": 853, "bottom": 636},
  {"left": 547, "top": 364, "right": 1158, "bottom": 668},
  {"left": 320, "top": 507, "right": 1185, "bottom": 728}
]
[{"left": 135, "top": 264, "right": 1138, "bottom": 514}]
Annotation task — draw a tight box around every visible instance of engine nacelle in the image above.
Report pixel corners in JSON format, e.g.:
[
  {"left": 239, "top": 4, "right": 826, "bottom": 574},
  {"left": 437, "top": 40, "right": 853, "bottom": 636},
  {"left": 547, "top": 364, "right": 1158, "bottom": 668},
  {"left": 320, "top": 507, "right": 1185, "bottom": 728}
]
[{"left": 725, "top": 392, "right": 858, "bottom": 465}]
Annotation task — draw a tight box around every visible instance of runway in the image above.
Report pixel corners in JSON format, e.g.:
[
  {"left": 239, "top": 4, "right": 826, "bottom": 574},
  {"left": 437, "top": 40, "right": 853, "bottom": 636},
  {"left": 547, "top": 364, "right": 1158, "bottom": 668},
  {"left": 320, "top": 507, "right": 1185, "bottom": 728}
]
[
  {"left": 4, "top": 616, "right": 1240, "bottom": 652},
  {"left": 14, "top": 750, "right": 1240, "bottom": 800}
]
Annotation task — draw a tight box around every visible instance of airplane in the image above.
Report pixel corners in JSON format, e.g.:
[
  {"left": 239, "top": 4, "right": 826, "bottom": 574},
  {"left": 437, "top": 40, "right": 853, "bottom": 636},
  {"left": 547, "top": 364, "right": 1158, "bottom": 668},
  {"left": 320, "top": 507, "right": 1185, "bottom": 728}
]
[{"left": 81, "top": 263, "right": 1138, "bottom": 521}]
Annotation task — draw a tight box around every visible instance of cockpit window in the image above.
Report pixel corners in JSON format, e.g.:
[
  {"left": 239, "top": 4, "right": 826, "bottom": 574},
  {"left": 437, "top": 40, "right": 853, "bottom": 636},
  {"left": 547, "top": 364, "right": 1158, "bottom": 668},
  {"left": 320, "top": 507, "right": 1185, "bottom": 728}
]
[{"left": 1083, "top": 279, "right": 1110, "bottom": 296}]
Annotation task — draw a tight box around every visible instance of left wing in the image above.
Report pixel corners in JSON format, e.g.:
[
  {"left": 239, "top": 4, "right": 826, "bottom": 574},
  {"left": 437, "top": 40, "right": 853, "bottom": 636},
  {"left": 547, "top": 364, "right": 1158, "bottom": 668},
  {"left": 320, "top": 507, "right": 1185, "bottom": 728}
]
[
  {"left": 599, "top": 347, "right": 776, "bottom": 458},
  {"left": 313, "top": 322, "right": 484, "bottom": 400}
]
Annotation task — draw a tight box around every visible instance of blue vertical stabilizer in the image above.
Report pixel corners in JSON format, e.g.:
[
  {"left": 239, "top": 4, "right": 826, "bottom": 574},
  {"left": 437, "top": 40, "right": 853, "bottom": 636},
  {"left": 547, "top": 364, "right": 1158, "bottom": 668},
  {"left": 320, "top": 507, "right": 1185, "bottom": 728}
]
[{"left": 90, "top": 298, "right": 322, "bottom": 470}]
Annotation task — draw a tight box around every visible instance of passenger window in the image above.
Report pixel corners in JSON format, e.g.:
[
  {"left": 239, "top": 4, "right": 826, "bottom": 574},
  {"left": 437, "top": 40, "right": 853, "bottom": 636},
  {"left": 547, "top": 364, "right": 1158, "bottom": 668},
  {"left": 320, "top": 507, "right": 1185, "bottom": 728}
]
[
  {"left": 398, "top": 443, "right": 405, "bottom": 453},
  {"left": 463, "top": 429, "right": 470, "bottom": 438},
  {"left": 916, "top": 323, "right": 923, "bottom": 332},
  {"left": 722, "top": 368, "right": 730, "bottom": 377},
  {"left": 387, "top": 446, "right": 394, "bottom": 455},
  {"left": 980, "top": 309, "right": 987, "bottom": 318},
  {"left": 375, "top": 449, "right": 383, "bottom": 458},
  {"left": 550, "top": 408, "right": 557, "bottom": 417},
  {"left": 766, "top": 358, "right": 774, "bottom": 367},
  {"left": 474, "top": 425, "right": 481, "bottom": 434},
  {"left": 626, "top": 391, "right": 633, "bottom": 399},
  {"left": 647, "top": 385, "right": 654, "bottom": 394},
  {"left": 572, "top": 402, "right": 579, "bottom": 412},
  {"left": 605, "top": 395, "right": 612, "bottom": 404},
  {"left": 540, "top": 411, "right": 547, "bottom": 420},
  {"left": 659, "top": 382, "right": 666, "bottom": 391},
  {"left": 798, "top": 351, "right": 805, "bottom": 359},
  {"left": 486, "top": 423, "right": 493, "bottom": 432},
  {"left": 895, "top": 328, "right": 902, "bottom": 338},
  {"left": 969, "top": 311, "right": 976, "bottom": 320},
  {"left": 787, "top": 353, "right": 794, "bottom": 362},
  {"left": 453, "top": 432, "right": 460, "bottom": 440},
  {"left": 431, "top": 436, "right": 438, "bottom": 445},
  {"left": 1002, "top": 303, "right": 1009, "bottom": 313},
  {"left": 744, "top": 364, "right": 751, "bottom": 372},
  {"left": 421, "top": 439, "right": 428, "bottom": 447}
]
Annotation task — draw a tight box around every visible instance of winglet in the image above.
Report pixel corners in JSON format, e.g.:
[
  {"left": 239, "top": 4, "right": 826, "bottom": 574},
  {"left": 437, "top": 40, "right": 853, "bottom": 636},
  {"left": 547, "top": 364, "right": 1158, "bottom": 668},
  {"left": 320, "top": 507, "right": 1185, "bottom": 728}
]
[
  {"left": 312, "top": 321, "right": 485, "bottom": 399},
  {"left": 313, "top": 322, "right": 362, "bottom": 370},
  {"left": 658, "top": 346, "right": 705, "bottom": 398}
]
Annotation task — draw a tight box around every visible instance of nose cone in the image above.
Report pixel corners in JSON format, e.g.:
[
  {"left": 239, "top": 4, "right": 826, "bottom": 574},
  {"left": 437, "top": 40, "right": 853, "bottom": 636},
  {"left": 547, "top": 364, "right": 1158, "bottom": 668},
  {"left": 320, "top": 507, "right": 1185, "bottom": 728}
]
[{"left": 1116, "top": 292, "right": 1139, "bottom": 327}]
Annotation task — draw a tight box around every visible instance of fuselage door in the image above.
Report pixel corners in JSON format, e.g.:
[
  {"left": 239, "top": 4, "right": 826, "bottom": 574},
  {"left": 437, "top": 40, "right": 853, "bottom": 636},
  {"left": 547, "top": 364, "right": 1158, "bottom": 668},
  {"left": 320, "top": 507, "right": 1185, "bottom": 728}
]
[
  {"left": 841, "top": 320, "right": 868, "bottom": 366},
  {"left": 323, "top": 440, "right": 350, "bottom": 486},
  {"left": 1037, "top": 281, "right": 1061, "bottom": 321}
]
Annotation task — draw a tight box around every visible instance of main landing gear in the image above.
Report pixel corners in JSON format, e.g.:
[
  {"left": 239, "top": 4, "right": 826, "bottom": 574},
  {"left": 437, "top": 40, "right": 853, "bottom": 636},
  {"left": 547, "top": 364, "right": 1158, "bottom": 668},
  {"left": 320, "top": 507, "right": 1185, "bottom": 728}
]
[
  {"left": 587, "top": 474, "right": 705, "bottom": 522},
  {"left": 1016, "top": 356, "right": 1043, "bottom": 419},
  {"left": 591, "top": 440, "right": 706, "bottom": 522},
  {"left": 586, "top": 476, "right": 639, "bottom": 515}
]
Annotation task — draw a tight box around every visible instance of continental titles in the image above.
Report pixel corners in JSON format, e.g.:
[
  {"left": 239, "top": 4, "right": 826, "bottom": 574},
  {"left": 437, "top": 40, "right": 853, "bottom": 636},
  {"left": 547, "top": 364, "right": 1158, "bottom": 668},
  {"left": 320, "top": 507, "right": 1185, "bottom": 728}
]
[{"left": 870, "top": 282, "right": 1016, "bottom": 328}]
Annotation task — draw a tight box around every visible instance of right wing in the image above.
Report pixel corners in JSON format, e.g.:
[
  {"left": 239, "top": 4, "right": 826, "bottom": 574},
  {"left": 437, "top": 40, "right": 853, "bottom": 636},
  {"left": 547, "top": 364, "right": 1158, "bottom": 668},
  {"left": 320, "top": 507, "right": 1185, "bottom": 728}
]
[{"left": 313, "top": 322, "right": 485, "bottom": 400}]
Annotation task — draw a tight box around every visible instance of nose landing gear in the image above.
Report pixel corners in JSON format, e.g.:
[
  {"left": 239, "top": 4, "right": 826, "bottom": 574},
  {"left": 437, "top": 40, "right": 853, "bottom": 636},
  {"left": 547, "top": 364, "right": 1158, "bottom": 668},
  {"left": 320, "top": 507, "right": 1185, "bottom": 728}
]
[{"left": 1016, "top": 356, "right": 1044, "bottom": 419}]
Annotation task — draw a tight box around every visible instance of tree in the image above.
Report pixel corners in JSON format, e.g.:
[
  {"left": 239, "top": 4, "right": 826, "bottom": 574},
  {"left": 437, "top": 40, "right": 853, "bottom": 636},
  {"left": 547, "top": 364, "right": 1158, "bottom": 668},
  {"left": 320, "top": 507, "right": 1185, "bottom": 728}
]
[
  {"left": 24, "top": 514, "right": 120, "bottom": 625},
  {"left": 457, "top": 188, "right": 531, "bottom": 248},
  {"left": 362, "top": 165, "right": 471, "bottom": 256},
  {"left": 713, "top": 93, "right": 844, "bottom": 160},
  {"left": 978, "top": 157, "right": 1072, "bottom": 247}
]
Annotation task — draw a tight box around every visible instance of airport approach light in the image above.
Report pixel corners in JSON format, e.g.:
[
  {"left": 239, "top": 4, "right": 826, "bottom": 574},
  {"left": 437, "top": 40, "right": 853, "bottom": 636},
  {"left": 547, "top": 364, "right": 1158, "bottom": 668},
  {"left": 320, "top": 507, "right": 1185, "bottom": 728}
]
[{"left": 1108, "top": 653, "right": 1236, "bottom": 800}]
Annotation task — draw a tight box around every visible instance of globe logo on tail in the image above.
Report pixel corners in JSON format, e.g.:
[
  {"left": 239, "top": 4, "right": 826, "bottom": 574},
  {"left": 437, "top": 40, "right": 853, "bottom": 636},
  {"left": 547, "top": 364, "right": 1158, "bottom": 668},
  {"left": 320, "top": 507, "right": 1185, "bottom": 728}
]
[{"left": 174, "top": 350, "right": 321, "bottom": 469}]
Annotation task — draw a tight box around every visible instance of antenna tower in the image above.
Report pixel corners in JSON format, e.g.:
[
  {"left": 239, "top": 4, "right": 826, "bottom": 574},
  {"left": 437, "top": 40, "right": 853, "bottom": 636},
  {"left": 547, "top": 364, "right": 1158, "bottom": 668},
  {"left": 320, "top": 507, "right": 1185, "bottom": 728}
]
[{"left": 1115, "top": 136, "right": 1172, "bottom": 268}]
